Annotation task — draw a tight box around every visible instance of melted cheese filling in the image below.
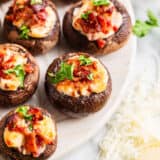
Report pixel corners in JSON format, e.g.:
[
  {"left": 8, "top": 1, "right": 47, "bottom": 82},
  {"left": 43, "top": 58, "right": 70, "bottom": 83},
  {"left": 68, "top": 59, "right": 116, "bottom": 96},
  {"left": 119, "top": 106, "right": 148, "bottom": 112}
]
[
  {"left": 72, "top": 0, "right": 123, "bottom": 41},
  {"left": 4, "top": 128, "right": 24, "bottom": 148},
  {"left": 28, "top": 6, "right": 57, "bottom": 38},
  {"left": 56, "top": 56, "right": 108, "bottom": 97},
  {"left": 12, "top": 5, "right": 57, "bottom": 38},
  {"left": 34, "top": 116, "right": 56, "bottom": 141},
  {"left": 0, "top": 47, "right": 27, "bottom": 91},
  {"left": 3, "top": 110, "right": 56, "bottom": 156}
]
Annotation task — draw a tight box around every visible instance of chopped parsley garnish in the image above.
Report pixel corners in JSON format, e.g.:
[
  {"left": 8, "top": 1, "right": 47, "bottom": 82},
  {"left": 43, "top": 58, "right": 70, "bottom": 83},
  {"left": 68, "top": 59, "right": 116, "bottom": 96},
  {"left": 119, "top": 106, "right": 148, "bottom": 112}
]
[
  {"left": 20, "top": 25, "right": 30, "bottom": 39},
  {"left": 48, "top": 62, "right": 74, "bottom": 84},
  {"left": 92, "top": 0, "right": 110, "bottom": 6},
  {"left": 79, "top": 55, "right": 92, "bottom": 66},
  {"left": 4, "top": 65, "right": 26, "bottom": 88},
  {"left": 24, "top": 114, "right": 33, "bottom": 121},
  {"left": 29, "top": 124, "right": 33, "bottom": 131},
  {"left": 30, "top": 0, "right": 42, "bottom": 5},
  {"left": 133, "top": 10, "right": 159, "bottom": 37},
  {"left": 87, "top": 73, "right": 94, "bottom": 80},
  {"left": 81, "top": 11, "right": 91, "bottom": 20},
  {"left": 16, "top": 106, "right": 33, "bottom": 121}
]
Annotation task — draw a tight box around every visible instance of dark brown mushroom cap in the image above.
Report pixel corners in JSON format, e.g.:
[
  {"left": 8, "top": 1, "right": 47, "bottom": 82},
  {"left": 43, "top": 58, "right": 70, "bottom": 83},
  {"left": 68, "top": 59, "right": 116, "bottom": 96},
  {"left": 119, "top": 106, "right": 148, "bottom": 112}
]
[
  {"left": 0, "top": 0, "right": 9, "bottom": 3},
  {"left": 3, "top": 0, "right": 60, "bottom": 55},
  {"left": 45, "top": 52, "right": 112, "bottom": 115},
  {"left": 0, "top": 106, "right": 57, "bottom": 160},
  {"left": 63, "top": 0, "right": 132, "bottom": 55},
  {"left": 0, "top": 43, "right": 39, "bottom": 106}
]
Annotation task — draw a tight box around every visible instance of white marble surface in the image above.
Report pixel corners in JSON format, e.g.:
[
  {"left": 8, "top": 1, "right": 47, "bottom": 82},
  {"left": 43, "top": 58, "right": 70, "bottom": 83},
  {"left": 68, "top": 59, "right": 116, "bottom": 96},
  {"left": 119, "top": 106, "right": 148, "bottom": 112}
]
[{"left": 59, "top": 0, "right": 160, "bottom": 160}]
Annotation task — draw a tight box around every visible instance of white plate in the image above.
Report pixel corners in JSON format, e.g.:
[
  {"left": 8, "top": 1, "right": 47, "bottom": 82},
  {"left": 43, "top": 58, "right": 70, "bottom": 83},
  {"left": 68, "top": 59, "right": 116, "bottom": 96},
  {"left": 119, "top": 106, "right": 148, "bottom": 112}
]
[{"left": 0, "top": 0, "right": 136, "bottom": 159}]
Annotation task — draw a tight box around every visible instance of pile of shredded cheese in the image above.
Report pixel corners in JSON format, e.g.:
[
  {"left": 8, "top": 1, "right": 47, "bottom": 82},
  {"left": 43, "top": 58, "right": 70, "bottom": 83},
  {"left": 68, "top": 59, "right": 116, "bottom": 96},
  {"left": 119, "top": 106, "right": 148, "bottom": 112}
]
[{"left": 98, "top": 79, "right": 160, "bottom": 160}]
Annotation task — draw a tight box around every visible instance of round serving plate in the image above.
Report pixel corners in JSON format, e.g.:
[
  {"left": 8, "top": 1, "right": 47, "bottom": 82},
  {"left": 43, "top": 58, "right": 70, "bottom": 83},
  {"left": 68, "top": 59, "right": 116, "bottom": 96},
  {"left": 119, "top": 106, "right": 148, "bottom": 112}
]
[{"left": 0, "top": 0, "right": 136, "bottom": 159}]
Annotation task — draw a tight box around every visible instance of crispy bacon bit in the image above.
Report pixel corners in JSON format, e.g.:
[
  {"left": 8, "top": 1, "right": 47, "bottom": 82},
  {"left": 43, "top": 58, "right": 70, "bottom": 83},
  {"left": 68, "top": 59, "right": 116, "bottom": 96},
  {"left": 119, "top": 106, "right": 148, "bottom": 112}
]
[
  {"left": 7, "top": 114, "right": 28, "bottom": 133},
  {"left": 106, "top": 6, "right": 114, "bottom": 16},
  {"left": 97, "top": 15, "right": 108, "bottom": 34},
  {"left": 96, "top": 39, "right": 106, "bottom": 48},
  {"left": 28, "top": 108, "right": 43, "bottom": 121},
  {"left": 36, "top": 135, "right": 44, "bottom": 147},
  {"left": 24, "top": 63, "right": 34, "bottom": 73},
  {"left": 74, "top": 67, "right": 91, "bottom": 80},
  {"left": 37, "top": 9, "right": 47, "bottom": 21},
  {"left": 71, "top": 60, "right": 94, "bottom": 81},
  {"left": 106, "top": 20, "right": 111, "bottom": 27},
  {"left": 0, "top": 70, "right": 11, "bottom": 79},
  {"left": 13, "top": 125, "right": 26, "bottom": 133},
  {"left": 6, "top": 1, "right": 47, "bottom": 29},
  {"left": 92, "top": 61, "right": 98, "bottom": 70},
  {"left": 113, "top": 26, "right": 118, "bottom": 32},
  {"left": 2, "top": 55, "right": 15, "bottom": 70},
  {"left": 25, "top": 133, "right": 38, "bottom": 157}
]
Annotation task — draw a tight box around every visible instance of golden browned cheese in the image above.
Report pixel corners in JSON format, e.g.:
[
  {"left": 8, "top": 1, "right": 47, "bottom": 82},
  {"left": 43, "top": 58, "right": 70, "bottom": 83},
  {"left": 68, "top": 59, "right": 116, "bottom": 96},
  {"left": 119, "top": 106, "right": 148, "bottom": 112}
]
[
  {"left": 0, "top": 46, "right": 27, "bottom": 91},
  {"left": 56, "top": 56, "right": 108, "bottom": 97},
  {"left": 72, "top": 0, "right": 122, "bottom": 41},
  {"left": 3, "top": 107, "right": 56, "bottom": 157}
]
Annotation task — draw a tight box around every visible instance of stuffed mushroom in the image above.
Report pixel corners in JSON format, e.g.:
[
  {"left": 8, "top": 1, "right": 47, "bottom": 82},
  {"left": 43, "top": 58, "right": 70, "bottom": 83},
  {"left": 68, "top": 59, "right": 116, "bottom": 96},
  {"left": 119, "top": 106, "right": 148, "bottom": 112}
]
[
  {"left": 0, "top": 43, "right": 39, "bottom": 106},
  {"left": 0, "top": 105, "right": 57, "bottom": 160},
  {"left": 63, "top": 0, "right": 132, "bottom": 55},
  {"left": 4, "top": 0, "right": 60, "bottom": 55},
  {"left": 45, "top": 52, "right": 112, "bottom": 115}
]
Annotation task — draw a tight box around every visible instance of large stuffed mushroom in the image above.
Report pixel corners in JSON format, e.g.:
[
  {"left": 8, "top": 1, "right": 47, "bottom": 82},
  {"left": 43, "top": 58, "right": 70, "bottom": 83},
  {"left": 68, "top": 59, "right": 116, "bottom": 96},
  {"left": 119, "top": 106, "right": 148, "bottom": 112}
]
[
  {"left": 0, "top": 105, "right": 57, "bottom": 160},
  {"left": 4, "top": 0, "right": 60, "bottom": 55},
  {"left": 0, "top": 43, "right": 39, "bottom": 106},
  {"left": 63, "top": 0, "right": 132, "bottom": 55},
  {"left": 45, "top": 52, "right": 112, "bottom": 115}
]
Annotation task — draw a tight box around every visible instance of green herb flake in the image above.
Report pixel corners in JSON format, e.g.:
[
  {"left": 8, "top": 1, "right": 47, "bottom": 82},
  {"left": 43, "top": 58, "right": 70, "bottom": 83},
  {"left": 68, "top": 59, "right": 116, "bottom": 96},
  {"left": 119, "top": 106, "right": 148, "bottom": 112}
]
[
  {"left": 48, "top": 62, "right": 74, "bottom": 84},
  {"left": 146, "top": 10, "right": 159, "bottom": 26},
  {"left": 81, "top": 11, "right": 91, "bottom": 20},
  {"left": 29, "top": 124, "right": 33, "bottom": 131},
  {"left": 16, "top": 106, "right": 28, "bottom": 116},
  {"left": 133, "top": 10, "right": 159, "bottom": 38},
  {"left": 79, "top": 55, "right": 92, "bottom": 66},
  {"left": 92, "top": 0, "right": 110, "bottom": 6},
  {"left": 4, "top": 65, "right": 26, "bottom": 88},
  {"left": 24, "top": 115, "right": 33, "bottom": 121},
  {"left": 20, "top": 25, "right": 30, "bottom": 40},
  {"left": 30, "top": 0, "right": 42, "bottom": 5},
  {"left": 87, "top": 73, "right": 94, "bottom": 80},
  {"left": 16, "top": 106, "right": 33, "bottom": 121}
]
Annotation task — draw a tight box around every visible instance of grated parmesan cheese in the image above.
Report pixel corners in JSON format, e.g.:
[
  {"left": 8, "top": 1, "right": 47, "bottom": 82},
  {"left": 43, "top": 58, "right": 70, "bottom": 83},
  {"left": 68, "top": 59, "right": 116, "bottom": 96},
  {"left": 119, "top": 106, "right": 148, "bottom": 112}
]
[{"left": 98, "top": 79, "right": 160, "bottom": 160}]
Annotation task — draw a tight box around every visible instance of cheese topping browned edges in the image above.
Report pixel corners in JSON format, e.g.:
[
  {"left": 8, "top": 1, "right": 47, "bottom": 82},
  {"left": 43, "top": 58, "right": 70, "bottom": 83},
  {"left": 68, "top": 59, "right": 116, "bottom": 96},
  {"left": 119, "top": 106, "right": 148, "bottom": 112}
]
[
  {"left": 0, "top": 45, "right": 34, "bottom": 91},
  {"left": 4, "top": 106, "right": 56, "bottom": 158},
  {"left": 49, "top": 54, "right": 108, "bottom": 97},
  {"left": 6, "top": 0, "right": 57, "bottom": 38},
  {"left": 72, "top": 0, "right": 122, "bottom": 48}
]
